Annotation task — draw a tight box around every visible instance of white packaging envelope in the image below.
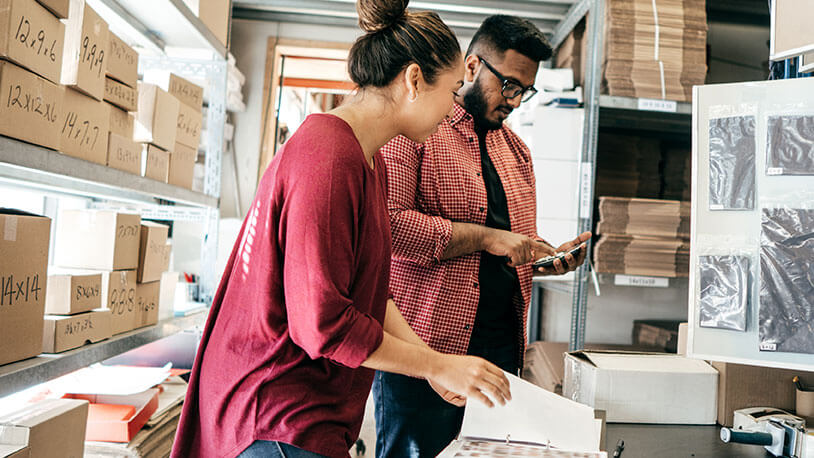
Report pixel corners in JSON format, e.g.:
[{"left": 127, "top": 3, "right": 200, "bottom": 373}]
[{"left": 459, "top": 371, "right": 600, "bottom": 452}]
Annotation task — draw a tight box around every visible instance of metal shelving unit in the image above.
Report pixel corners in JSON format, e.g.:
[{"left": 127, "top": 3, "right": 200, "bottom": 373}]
[
  {"left": 0, "top": 138, "right": 217, "bottom": 208},
  {"left": 0, "top": 0, "right": 228, "bottom": 397},
  {"left": 541, "top": 0, "right": 695, "bottom": 351},
  {"left": 0, "top": 311, "right": 208, "bottom": 399}
]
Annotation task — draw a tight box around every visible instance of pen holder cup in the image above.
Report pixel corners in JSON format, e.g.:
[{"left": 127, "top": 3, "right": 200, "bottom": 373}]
[{"left": 796, "top": 388, "right": 814, "bottom": 422}]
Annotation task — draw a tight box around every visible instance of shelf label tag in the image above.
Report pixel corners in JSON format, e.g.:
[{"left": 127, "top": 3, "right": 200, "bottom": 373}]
[
  {"left": 637, "top": 98, "right": 678, "bottom": 113},
  {"left": 579, "top": 162, "right": 593, "bottom": 218},
  {"left": 614, "top": 274, "right": 669, "bottom": 288}
]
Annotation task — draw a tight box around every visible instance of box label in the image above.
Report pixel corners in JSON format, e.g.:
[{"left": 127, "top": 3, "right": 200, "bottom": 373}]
[
  {"left": 103, "top": 78, "right": 136, "bottom": 112},
  {"left": 637, "top": 98, "right": 678, "bottom": 113},
  {"left": 614, "top": 274, "right": 669, "bottom": 288},
  {"left": 107, "top": 34, "right": 137, "bottom": 87},
  {"left": 60, "top": 89, "right": 109, "bottom": 165},
  {"left": 176, "top": 103, "right": 201, "bottom": 148},
  {"left": 0, "top": 273, "right": 43, "bottom": 307},
  {"left": 168, "top": 74, "right": 203, "bottom": 110},
  {"left": 2, "top": 62, "right": 63, "bottom": 150},
  {"left": 6, "top": 0, "right": 65, "bottom": 84},
  {"left": 579, "top": 162, "right": 593, "bottom": 218},
  {"left": 108, "top": 103, "right": 133, "bottom": 138},
  {"left": 107, "top": 133, "right": 141, "bottom": 175}
]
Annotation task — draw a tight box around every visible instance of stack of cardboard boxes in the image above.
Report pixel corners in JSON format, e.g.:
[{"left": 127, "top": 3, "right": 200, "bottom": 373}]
[
  {"left": 54, "top": 210, "right": 171, "bottom": 340},
  {"left": 0, "top": 0, "right": 202, "bottom": 191},
  {"left": 139, "top": 71, "right": 203, "bottom": 189},
  {"left": 42, "top": 269, "right": 111, "bottom": 353}
]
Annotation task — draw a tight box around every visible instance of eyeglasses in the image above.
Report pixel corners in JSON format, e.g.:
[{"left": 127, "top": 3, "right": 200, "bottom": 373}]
[{"left": 478, "top": 57, "right": 538, "bottom": 103}]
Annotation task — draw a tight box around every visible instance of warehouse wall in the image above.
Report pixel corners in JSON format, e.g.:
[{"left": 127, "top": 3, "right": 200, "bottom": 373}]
[{"left": 225, "top": 19, "right": 361, "bottom": 218}]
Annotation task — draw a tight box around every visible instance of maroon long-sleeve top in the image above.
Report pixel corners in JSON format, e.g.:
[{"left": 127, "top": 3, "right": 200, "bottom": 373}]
[{"left": 172, "top": 114, "right": 391, "bottom": 458}]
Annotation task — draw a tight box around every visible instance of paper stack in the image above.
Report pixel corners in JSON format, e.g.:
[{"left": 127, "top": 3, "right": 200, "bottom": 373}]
[{"left": 594, "top": 197, "right": 690, "bottom": 277}]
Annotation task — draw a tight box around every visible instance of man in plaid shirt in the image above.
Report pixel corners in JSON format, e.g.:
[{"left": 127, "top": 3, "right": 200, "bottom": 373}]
[{"left": 373, "top": 15, "right": 591, "bottom": 457}]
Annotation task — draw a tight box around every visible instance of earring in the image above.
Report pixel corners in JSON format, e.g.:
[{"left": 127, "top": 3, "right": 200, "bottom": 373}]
[{"left": 409, "top": 93, "right": 417, "bottom": 102}]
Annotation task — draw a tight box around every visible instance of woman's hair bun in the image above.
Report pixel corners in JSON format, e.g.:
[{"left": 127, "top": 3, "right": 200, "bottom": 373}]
[{"left": 357, "top": 0, "right": 409, "bottom": 33}]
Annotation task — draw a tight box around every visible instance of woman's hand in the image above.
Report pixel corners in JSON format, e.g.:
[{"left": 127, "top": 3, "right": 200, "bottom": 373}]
[{"left": 426, "top": 354, "right": 511, "bottom": 408}]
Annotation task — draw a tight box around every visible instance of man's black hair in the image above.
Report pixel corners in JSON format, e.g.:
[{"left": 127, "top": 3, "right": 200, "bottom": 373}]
[{"left": 466, "top": 15, "right": 552, "bottom": 62}]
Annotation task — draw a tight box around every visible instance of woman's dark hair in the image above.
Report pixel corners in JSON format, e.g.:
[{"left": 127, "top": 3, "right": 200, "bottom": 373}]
[
  {"left": 349, "top": 0, "right": 460, "bottom": 88},
  {"left": 466, "top": 15, "right": 552, "bottom": 62}
]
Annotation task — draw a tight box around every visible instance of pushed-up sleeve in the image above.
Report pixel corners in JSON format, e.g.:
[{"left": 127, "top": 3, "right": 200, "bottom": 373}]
[
  {"left": 278, "top": 153, "right": 383, "bottom": 368},
  {"left": 380, "top": 135, "right": 453, "bottom": 267}
]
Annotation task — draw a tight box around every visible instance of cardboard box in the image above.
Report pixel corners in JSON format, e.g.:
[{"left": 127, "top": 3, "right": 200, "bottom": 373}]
[
  {"left": 42, "top": 308, "right": 111, "bottom": 353},
  {"left": 143, "top": 144, "right": 169, "bottom": 183},
  {"left": 0, "top": 399, "right": 88, "bottom": 458},
  {"left": 711, "top": 361, "right": 811, "bottom": 427},
  {"left": 677, "top": 322, "right": 688, "bottom": 356},
  {"left": 523, "top": 341, "right": 670, "bottom": 395},
  {"left": 60, "top": 0, "right": 107, "bottom": 100},
  {"left": 100, "top": 269, "right": 137, "bottom": 335},
  {"left": 175, "top": 100, "right": 202, "bottom": 148},
  {"left": 65, "top": 388, "right": 158, "bottom": 443},
  {"left": 107, "top": 102, "right": 133, "bottom": 138},
  {"left": 135, "top": 280, "right": 159, "bottom": 328},
  {"left": 137, "top": 222, "right": 169, "bottom": 283},
  {"left": 198, "top": 0, "right": 229, "bottom": 48},
  {"left": 106, "top": 132, "right": 141, "bottom": 175},
  {"left": 103, "top": 76, "right": 136, "bottom": 112},
  {"left": 158, "top": 271, "right": 178, "bottom": 321},
  {"left": 142, "top": 70, "right": 203, "bottom": 110},
  {"left": 169, "top": 142, "right": 196, "bottom": 189},
  {"left": 44, "top": 270, "right": 101, "bottom": 315},
  {"left": 632, "top": 320, "right": 682, "bottom": 353},
  {"left": 134, "top": 83, "right": 179, "bottom": 150},
  {"left": 54, "top": 210, "right": 141, "bottom": 271},
  {"left": 0, "top": 61, "right": 63, "bottom": 150},
  {"left": 59, "top": 87, "right": 109, "bottom": 165},
  {"left": 0, "top": 209, "right": 51, "bottom": 366},
  {"left": 106, "top": 32, "right": 136, "bottom": 88},
  {"left": 0, "top": 0, "right": 65, "bottom": 83},
  {"left": 0, "top": 445, "right": 30, "bottom": 457},
  {"left": 563, "top": 351, "right": 719, "bottom": 424},
  {"left": 35, "top": 0, "right": 68, "bottom": 18}
]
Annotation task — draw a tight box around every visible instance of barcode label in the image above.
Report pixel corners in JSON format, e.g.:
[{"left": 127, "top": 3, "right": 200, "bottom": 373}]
[
  {"left": 759, "top": 342, "right": 777, "bottom": 351},
  {"left": 637, "top": 98, "right": 678, "bottom": 113},
  {"left": 767, "top": 168, "right": 783, "bottom": 176}
]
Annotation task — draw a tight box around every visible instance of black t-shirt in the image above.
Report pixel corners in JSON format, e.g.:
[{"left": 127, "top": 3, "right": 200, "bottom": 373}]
[{"left": 468, "top": 129, "right": 520, "bottom": 349}]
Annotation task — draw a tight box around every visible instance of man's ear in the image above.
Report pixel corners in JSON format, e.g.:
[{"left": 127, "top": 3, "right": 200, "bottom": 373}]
[{"left": 464, "top": 54, "right": 480, "bottom": 83}]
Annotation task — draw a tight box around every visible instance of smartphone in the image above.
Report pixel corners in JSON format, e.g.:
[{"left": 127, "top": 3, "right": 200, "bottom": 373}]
[{"left": 533, "top": 244, "right": 585, "bottom": 269}]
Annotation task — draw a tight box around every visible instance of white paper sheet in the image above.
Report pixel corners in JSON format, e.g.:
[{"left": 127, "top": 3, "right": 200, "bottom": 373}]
[
  {"left": 459, "top": 372, "right": 600, "bottom": 452},
  {"left": 48, "top": 363, "right": 172, "bottom": 395}
]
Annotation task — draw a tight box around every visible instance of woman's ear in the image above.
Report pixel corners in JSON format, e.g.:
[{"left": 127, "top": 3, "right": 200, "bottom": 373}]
[
  {"left": 403, "top": 63, "right": 423, "bottom": 102},
  {"left": 464, "top": 54, "right": 480, "bottom": 83}
]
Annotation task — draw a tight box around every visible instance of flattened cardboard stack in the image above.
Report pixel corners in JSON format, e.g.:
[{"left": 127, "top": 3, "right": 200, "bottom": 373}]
[
  {"left": 603, "top": 0, "right": 707, "bottom": 102},
  {"left": 556, "top": 0, "right": 708, "bottom": 102},
  {"left": 594, "top": 197, "right": 690, "bottom": 277},
  {"left": 596, "top": 133, "right": 691, "bottom": 201}
]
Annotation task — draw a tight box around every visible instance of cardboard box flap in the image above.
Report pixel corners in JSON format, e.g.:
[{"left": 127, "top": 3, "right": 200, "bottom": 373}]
[
  {"left": 575, "top": 351, "right": 719, "bottom": 374},
  {"left": 0, "top": 426, "right": 29, "bottom": 450},
  {"left": 0, "top": 443, "right": 28, "bottom": 458},
  {"left": 0, "top": 399, "right": 88, "bottom": 427}
]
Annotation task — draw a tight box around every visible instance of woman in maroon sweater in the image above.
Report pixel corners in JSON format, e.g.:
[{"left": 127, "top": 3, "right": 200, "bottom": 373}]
[{"left": 171, "top": 1, "right": 511, "bottom": 457}]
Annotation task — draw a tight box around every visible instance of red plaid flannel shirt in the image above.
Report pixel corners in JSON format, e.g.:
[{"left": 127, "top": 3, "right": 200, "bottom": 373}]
[{"left": 381, "top": 103, "right": 538, "bottom": 356}]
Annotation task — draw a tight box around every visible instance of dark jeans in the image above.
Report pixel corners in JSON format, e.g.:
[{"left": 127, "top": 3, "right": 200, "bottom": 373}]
[
  {"left": 238, "top": 441, "right": 328, "bottom": 458},
  {"left": 372, "top": 341, "right": 519, "bottom": 458}
]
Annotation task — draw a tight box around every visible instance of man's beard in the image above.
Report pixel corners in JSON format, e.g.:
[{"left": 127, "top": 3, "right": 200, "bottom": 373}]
[{"left": 462, "top": 77, "right": 506, "bottom": 131}]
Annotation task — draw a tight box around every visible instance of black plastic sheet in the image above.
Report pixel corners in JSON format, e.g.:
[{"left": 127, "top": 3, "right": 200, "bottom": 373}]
[
  {"left": 709, "top": 116, "right": 756, "bottom": 210},
  {"left": 759, "top": 208, "right": 814, "bottom": 353},
  {"left": 699, "top": 255, "right": 749, "bottom": 331},
  {"left": 767, "top": 115, "right": 814, "bottom": 175}
]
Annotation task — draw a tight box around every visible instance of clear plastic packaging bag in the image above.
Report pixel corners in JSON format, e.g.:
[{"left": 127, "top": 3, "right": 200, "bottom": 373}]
[
  {"left": 699, "top": 255, "right": 749, "bottom": 331},
  {"left": 766, "top": 115, "right": 814, "bottom": 175},
  {"left": 709, "top": 116, "right": 756, "bottom": 210},
  {"left": 759, "top": 207, "right": 814, "bottom": 353}
]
